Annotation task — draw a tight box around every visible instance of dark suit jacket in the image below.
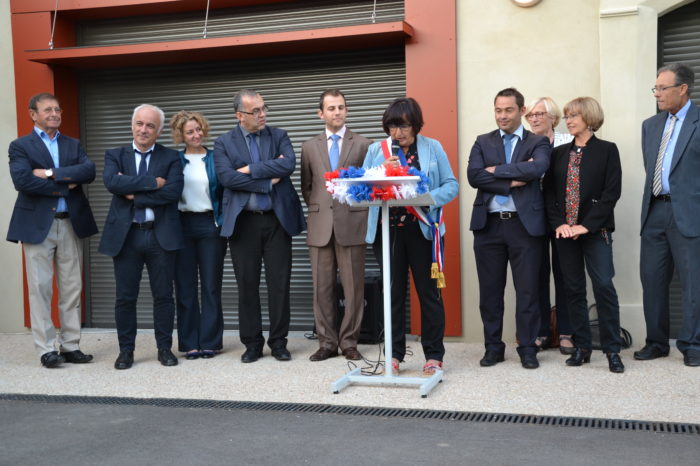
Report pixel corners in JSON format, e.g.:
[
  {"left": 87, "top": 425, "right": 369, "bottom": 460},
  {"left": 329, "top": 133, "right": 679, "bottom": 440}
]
[
  {"left": 214, "top": 124, "right": 305, "bottom": 238},
  {"left": 543, "top": 135, "right": 621, "bottom": 233},
  {"left": 300, "top": 129, "right": 371, "bottom": 247},
  {"left": 7, "top": 131, "right": 98, "bottom": 244},
  {"left": 641, "top": 103, "right": 700, "bottom": 237},
  {"left": 467, "top": 128, "right": 551, "bottom": 236},
  {"left": 98, "top": 143, "right": 184, "bottom": 256}
]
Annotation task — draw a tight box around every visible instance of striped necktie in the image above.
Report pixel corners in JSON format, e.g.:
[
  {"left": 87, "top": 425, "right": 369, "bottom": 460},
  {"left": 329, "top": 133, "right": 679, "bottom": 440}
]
[{"left": 652, "top": 115, "right": 677, "bottom": 196}]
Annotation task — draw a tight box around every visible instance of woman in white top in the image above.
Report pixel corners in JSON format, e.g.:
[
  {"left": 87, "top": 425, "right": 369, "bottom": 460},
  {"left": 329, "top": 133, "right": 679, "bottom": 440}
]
[
  {"left": 525, "top": 97, "right": 575, "bottom": 355},
  {"left": 170, "top": 110, "right": 226, "bottom": 360}
]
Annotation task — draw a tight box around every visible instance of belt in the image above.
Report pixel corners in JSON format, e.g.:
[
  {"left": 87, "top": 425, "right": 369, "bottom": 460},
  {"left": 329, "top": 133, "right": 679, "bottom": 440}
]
[
  {"left": 244, "top": 210, "right": 273, "bottom": 215},
  {"left": 54, "top": 212, "right": 70, "bottom": 219},
  {"left": 131, "top": 221, "right": 154, "bottom": 230},
  {"left": 489, "top": 211, "right": 518, "bottom": 220},
  {"left": 180, "top": 210, "right": 214, "bottom": 216},
  {"left": 653, "top": 194, "right": 671, "bottom": 202}
]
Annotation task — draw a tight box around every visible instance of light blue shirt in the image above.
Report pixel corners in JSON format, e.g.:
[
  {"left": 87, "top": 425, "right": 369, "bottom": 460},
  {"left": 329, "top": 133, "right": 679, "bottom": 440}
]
[
  {"left": 488, "top": 125, "right": 524, "bottom": 212},
  {"left": 132, "top": 142, "right": 155, "bottom": 222},
  {"left": 660, "top": 99, "right": 691, "bottom": 194},
  {"left": 238, "top": 126, "right": 272, "bottom": 211},
  {"left": 34, "top": 126, "right": 67, "bottom": 213}
]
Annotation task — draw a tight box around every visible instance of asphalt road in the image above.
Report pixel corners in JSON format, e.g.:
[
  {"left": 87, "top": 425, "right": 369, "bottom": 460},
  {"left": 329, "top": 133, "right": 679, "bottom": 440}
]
[{"left": 2, "top": 399, "right": 698, "bottom": 465}]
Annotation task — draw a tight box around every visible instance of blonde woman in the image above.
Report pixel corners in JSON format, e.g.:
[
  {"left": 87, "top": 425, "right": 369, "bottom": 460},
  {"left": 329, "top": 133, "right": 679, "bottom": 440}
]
[
  {"left": 170, "top": 110, "right": 226, "bottom": 360},
  {"left": 525, "top": 97, "right": 574, "bottom": 355},
  {"left": 543, "top": 97, "right": 624, "bottom": 373}
]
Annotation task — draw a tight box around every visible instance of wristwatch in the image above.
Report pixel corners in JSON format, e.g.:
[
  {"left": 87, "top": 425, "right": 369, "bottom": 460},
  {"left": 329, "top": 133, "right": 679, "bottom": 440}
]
[{"left": 45, "top": 168, "right": 53, "bottom": 178}]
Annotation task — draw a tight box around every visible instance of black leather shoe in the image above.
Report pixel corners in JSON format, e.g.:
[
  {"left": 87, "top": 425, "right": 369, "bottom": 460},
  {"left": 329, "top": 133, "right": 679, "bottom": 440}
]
[
  {"left": 60, "top": 350, "right": 93, "bottom": 364},
  {"left": 607, "top": 352, "right": 625, "bottom": 373},
  {"left": 684, "top": 350, "right": 700, "bottom": 367},
  {"left": 479, "top": 350, "right": 505, "bottom": 367},
  {"left": 241, "top": 347, "right": 263, "bottom": 363},
  {"left": 520, "top": 353, "right": 539, "bottom": 369},
  {"left": 158, "top": 348, "right": 178, "bottom": 367},
  {"left": 40, "top": 351, "right": 65, "bottom": 368},
  {"left": 566, "top": 348, "right": 592, "bottom": 366},
  {"left": 633, "top": 345, "right": 669, "bottom": 360},
  {"left": 271, "top": 347, "right": 291, "bottom": 361},
  {"left": 114, "top": 351, "right": 134, "bottom": 370}
]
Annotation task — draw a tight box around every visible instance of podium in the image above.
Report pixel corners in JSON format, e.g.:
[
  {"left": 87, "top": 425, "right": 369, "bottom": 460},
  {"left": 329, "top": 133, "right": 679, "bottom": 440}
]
[{"left": 330, "top": 176, "right": 443, "bottom": 398}]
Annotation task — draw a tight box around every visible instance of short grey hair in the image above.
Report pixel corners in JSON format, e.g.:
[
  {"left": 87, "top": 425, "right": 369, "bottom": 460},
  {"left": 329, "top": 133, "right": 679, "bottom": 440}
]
[
  {"left": 233, "top": 89, "right": 260, "bottom": 112},
  {"left": 657, "top": 63, "right": 695, "bottom": 93},
  {"left": 132, "top": 104, "right": 165, "bottom": 132}
]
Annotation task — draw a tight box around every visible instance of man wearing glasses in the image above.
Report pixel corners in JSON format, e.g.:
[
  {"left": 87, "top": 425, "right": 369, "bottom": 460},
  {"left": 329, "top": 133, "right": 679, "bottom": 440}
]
[
  {"left": 638, "top": 63, "right": 700, "bottom": 367},
  {"left": 214, "top": 89, "right": 305, "bottom": 363},
  {"left": 7, "top": 93, "right": 98, "bottom": 368}
]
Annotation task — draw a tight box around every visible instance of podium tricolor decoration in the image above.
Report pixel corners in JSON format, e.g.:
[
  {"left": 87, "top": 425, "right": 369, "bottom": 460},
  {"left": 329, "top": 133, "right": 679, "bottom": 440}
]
[{"left": 324, "top": 164, "right": 446, "bottom": 288}]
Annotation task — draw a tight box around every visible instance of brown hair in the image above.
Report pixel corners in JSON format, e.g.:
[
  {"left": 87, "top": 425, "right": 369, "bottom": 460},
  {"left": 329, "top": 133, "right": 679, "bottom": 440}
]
[
  {"left": 169, "top": 110, "right": 210, "bottom": 144},
  {"left": 563, "top": 97, "right": 605, "bottom": 132}
]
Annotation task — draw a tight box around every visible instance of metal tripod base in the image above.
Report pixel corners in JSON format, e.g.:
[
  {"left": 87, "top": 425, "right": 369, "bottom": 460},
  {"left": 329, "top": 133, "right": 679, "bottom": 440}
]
[{"left": 332, "top": 367, "right": 444, "bottom": 398}]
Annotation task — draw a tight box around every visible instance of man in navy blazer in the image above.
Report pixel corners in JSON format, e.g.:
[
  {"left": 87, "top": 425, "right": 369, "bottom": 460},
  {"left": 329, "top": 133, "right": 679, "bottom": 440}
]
[
  {"left": 214, "top": 89, "right": 305, "bottom": 363},
  {"left": 468, "top": 88, "right": 551, "bottom": 369},
  {"left": 99, "top": 104, "right": 184, "bottom": 370},
  {"left": 637, "top": 63, "right": 700, "bottom": 367},
  {"left": 7, "top": 92, "right": 98, "bottom": 368}
]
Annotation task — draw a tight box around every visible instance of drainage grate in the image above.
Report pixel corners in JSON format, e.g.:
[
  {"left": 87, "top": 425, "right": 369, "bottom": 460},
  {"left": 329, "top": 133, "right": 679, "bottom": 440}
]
[{"left": 1, "top": 393, "right": 698, "bottom": 436}]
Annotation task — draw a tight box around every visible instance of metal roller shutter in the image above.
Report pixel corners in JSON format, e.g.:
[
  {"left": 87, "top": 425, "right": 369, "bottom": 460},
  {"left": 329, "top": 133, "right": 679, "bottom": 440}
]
[
  {"left": 76, "top": 0, "right": 404, "bottom": 46},
  {"left": 80, "top": 47, "right": 406, "bottom": 330},
  {"left": 658, "top": 1, "right": 700, "bottom": 338}
]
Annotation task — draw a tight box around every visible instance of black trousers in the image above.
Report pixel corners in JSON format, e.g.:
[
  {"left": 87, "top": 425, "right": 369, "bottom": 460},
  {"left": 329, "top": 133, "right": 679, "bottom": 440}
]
[
  {"left": 174, "top": 211, "right": 227, "bottom": 352},
  {"left": 229, "top": 211, "right": 291, "bottom": 351},
  {"left": 555, "top": 232, "right": 622, "bottom": 353},
  {"left": 113, "top": 226, "right": 176, "bottom": 352},
  {"left": 537, "top": 234, "right": 572, "bottom": 337},
  {"left": 473, "top": 214, "right": 542, "bottom": 356},
  {"left": 374, "top": 221, "right": 446, "bottom": 362}
]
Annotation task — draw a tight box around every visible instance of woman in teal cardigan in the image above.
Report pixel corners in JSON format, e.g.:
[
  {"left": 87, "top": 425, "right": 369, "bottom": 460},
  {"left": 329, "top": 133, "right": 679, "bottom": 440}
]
[
  {"left": 170, "top": 110, "right": 226, "bottom": 360},
  {"left": 363, "top": 97, "right": 458, "bottom": 375}
]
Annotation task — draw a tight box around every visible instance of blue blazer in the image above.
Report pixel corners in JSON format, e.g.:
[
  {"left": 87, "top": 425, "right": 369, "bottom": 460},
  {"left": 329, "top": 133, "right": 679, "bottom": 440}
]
[
  {"left": 467, "top": 128, "right": 551, "bottom": 236},
  {"left": 98, "top": 143, "right": 185, "bottom": 256},
  {"left": 214, "top": 124, "right": 305, "bottom": 238},
  {"left": 641, "top": 103, "right": 700, "bottom": 237},
  {"left": 7, "top": 131, "right": 98, "bottom": 244},
  {"left": 363, "top": 134, "right": 459, "bottom": 243},
  {"left": 178, "top": 148, "right": 223, "bottom": 226}
]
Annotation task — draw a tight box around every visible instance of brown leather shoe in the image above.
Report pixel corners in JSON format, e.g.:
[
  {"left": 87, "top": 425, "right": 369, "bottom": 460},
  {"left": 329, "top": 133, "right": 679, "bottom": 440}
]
[
  {"left": 309, "top": 347, "right": 338, "bottom": 362},
  {"left": 341, "top": 347, "right": 362, "bottom": 361}
]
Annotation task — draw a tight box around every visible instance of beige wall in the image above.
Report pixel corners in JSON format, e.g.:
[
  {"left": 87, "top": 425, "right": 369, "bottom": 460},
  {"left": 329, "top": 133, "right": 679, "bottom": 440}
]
[
  {"left": 457, "top": 0, "right": 690, "bottom": 344},
  {"left": 0, "top": 0, "right": 26, "bottom": 333}
]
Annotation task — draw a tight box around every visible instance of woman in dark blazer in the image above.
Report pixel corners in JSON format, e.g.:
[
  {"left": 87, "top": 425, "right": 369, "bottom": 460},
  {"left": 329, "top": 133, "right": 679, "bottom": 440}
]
[
  {"left": 170, "top": 110, "right": 226, "bottom": 360},
  {"left": 543, "top": 97, "right": 625, "bottom": 373}
]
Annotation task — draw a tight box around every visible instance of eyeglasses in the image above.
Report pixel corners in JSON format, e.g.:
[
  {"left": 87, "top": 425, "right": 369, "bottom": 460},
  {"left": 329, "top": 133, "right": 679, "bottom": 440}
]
[
  {"left": 562, "top": 113, "right": 580, "bottom": 121},
  {"left": 239, "top": 105, "right": 269, "bottom": 116},
  {"left": 651, "top": 84, "right": 681, "bottom": 94},
  {"left": 37, "top": 107, "right": 62, "bottom": 114},
  {"left": 387, "top": 124, "right": 412, "bottom": 130},
  {"left": 526, "top": 112, "right": 548, "bottom": 120}
]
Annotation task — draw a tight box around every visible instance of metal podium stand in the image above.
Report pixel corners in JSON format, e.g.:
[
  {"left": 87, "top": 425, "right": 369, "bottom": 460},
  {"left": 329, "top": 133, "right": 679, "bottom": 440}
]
[{"left": 330, "top": 177, "right": 442, "bottom": 398}]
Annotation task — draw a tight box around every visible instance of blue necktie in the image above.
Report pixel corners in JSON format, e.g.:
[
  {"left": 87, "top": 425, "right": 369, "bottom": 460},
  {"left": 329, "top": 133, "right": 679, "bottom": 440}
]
[
  {"left": 134, "top": 149, "right": 151, "bottom": 223},
  {"left": 495, "top": 134, "right": 516, "bottom": 205},
  {"left": 248, "top": 134, "right": 270, "bottom": 210},
  {"left": 329, "top": 134, "right": 341, "bottom": 170}
]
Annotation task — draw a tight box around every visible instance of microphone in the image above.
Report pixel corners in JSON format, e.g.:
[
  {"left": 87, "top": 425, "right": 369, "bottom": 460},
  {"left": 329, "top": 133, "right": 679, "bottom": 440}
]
[
  {"left": 391, "top": 139, "right": 407, "bottom": 166},
  {"left": 391, "top": 139, "right": 400, "bottom": 157}
]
